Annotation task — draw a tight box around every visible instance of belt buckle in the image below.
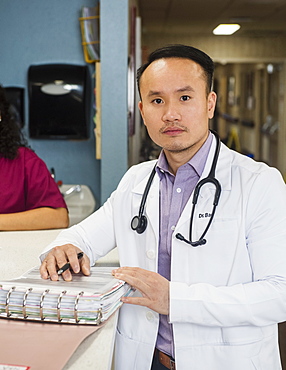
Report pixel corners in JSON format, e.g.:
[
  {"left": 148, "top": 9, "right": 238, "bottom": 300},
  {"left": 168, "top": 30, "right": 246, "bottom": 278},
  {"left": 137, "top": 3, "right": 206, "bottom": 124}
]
[{"left": 170, "top": 359, "right": 176, "bottom": 370}]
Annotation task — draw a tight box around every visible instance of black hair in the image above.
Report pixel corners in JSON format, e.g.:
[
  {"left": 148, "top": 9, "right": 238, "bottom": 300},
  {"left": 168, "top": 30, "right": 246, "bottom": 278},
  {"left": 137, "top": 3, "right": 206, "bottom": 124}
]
[
  {"left": 0, "top": 85, "right": 28, "bottom": 159},
  {"left": 137, "top": 44, "right": 214, "bottom": 96}
]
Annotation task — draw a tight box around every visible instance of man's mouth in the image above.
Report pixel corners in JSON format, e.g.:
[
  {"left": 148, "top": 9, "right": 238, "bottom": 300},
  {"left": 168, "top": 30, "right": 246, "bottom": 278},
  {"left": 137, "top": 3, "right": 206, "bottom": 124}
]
[{"left": 162, "top": 127, "right": 185, "bottom": 135}]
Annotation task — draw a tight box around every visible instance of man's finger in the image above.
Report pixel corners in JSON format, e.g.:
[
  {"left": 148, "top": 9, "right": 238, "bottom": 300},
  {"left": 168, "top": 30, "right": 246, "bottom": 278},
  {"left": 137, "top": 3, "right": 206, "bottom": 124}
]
[
  {"left": 39, "top": 260, "right": 49, "bottom": 280},
  {"left": 40, "top": 245, "right": 89, "bottom": 282},
  {"left": 80, "top": 257, "right": 91, "bottom": 275}
]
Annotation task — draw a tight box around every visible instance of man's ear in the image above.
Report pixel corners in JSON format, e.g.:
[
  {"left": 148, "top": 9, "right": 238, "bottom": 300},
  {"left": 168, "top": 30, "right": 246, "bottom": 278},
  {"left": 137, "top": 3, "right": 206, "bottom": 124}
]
[
  {"left": 138, "top": 101, "right": 146, "bottom": 126},
  {"left": 207, "top": 92, "right": 217, "bottom": 119}
]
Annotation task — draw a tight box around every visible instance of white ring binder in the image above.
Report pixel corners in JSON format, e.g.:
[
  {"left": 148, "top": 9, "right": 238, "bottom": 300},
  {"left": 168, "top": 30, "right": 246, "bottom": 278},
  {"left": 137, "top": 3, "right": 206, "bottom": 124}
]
[
  {"left": 74, "top": 291, "right": 84, "bottom": 323},
  {"left": 0, "top": 266, "right": 132, "bottom": 325},
  {"left": 57, "top": 290, "right": 67, "bottom": 322},
  {"left": 5, "top": 286, "right": 15, "bottom": 317},
  {"left": 40, "top": 289, "right": 50, "bottom": 320},
  {"left": 22, "top": 288, "right": 33, "bottom": 318}
]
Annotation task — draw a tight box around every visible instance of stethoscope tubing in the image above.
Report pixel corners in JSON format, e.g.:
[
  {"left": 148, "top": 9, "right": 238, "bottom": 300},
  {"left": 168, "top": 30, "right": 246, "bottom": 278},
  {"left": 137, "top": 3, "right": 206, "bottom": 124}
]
[{"left": 131, "top": 130, "right": 222, "bottom": 246}]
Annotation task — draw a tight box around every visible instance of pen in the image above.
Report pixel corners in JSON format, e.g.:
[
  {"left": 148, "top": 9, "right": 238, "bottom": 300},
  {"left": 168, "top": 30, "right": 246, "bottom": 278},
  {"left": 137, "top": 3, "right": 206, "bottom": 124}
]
[{"left": 57, "top": 252, "right": 84, "bottom": 275}]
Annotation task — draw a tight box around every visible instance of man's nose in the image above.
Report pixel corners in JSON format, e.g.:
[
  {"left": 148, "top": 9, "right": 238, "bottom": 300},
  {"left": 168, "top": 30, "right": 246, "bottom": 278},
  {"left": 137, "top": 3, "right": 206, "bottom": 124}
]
[{"left": 162, "top": 102, "right": 181, "bottom": 122}]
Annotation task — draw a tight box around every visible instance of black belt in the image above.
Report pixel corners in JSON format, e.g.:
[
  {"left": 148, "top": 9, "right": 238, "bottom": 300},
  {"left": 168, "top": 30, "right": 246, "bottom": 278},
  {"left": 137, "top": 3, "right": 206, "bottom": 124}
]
[{"left": 155, "top": 348, "right": 176, "bottom": 370}]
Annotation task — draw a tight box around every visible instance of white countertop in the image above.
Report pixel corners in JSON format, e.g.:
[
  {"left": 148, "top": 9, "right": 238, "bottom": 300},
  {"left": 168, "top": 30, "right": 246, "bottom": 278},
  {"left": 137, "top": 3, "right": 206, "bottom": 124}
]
[{"left": 0, "top": 229, "right": 119, "bottom": 370}]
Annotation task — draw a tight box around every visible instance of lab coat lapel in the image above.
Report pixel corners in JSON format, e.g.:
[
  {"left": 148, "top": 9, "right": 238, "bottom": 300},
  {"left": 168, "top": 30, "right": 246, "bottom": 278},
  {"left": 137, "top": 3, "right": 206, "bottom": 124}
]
[{"left": 176, "top": 140, "right": 232, "bottom": 230}]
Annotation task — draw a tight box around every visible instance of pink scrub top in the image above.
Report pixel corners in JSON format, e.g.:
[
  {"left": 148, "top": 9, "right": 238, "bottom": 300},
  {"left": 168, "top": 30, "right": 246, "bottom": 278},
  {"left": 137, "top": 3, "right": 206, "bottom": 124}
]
[{"left": 0, "top": 147, "right": 67, "bottom": 213}]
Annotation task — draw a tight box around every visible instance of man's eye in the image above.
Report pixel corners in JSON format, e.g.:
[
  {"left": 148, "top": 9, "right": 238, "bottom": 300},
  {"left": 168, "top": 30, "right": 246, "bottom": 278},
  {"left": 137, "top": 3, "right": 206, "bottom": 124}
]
[
  {"left": 152, "top": 98, "right": 163, "bottom": 104},
  {"left": 181, "top": 95, "right": 190, "bottom": 101}
]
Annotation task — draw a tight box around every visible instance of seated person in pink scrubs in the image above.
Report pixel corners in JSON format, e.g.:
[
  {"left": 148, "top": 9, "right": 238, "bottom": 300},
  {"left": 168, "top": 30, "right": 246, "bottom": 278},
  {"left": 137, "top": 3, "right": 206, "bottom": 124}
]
[{"left": 0, "top": 86, "right": 69, "bottom": 230}]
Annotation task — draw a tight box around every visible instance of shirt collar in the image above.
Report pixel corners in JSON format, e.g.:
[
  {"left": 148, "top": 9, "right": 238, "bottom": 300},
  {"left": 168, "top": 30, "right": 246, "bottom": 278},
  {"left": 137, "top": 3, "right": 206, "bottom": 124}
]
[{"left": 156, "top": 131, "right": 213, "bottom": 177}]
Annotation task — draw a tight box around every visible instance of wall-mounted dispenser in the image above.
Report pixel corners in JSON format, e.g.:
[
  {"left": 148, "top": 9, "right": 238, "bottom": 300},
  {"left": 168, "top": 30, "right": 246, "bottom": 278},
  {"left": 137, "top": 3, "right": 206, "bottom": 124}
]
[{"left": 28, "top": 64, "right": 91, "bottom": 139}]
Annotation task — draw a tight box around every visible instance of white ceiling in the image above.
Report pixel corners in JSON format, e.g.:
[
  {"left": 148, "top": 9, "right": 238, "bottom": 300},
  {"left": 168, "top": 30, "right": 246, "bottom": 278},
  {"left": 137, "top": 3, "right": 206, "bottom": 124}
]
[{"left": 137, "top": 0, "right": 286, "bottom": 37}]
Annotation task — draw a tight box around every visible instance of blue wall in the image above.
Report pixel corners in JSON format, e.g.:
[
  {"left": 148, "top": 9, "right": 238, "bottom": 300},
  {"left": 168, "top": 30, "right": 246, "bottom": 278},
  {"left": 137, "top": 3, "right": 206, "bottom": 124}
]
[
  {"left": 100, "top": 0, "right": 128, "bottom": 203},
  {"left": 0, "top": 0, "right": 129, "bottom": 206}
]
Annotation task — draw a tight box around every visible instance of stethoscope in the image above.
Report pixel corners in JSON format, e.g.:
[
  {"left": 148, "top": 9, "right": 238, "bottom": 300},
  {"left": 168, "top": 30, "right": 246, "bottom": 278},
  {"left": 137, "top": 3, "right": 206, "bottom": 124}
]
[{"left": 131, "top": 130, "right": 222, "bottom": 246}]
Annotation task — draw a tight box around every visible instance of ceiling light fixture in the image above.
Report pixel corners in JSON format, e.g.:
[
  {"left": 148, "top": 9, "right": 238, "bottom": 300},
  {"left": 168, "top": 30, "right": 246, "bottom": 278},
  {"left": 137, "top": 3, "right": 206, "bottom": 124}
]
[{"left": 213, "top": 24, "right": 241, "bottom": 35}]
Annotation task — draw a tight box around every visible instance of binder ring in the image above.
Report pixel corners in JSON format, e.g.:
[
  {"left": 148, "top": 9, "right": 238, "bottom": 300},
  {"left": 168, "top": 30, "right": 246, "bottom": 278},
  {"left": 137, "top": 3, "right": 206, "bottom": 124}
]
[
  {"left": 57, "top": 290, "right": 67, "bottom": 322},
  {"left": 40, "top": 289, "right": 50, "bottom": 320},
  {"left": 74, "top": 291, "right": 84, "bottom": 323},
  {"left": 95, "top": 308, "right": 103, "bottom": 325},
  {"left": 5, "top": 286, "right": 15, "bottom": 317},
  {"left": 22, "top": 288, "right": 33, "bottom": 318}
]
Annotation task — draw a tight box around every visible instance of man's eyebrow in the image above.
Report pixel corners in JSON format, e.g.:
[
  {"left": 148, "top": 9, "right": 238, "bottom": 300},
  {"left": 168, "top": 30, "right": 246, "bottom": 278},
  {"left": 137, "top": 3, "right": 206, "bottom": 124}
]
[
  {"left": 177, "top": 85, "right": 195, "bottom": 93},
  {"left": 147, "top": 90, "right": 161, "bottom": 98},
  {"left": 147, "top": 86, "right": 195, "bottom": 97}
]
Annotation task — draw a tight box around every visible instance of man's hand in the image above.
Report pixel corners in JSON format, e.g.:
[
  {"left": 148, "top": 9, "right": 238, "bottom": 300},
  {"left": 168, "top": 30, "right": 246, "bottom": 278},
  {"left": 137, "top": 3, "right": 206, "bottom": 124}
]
[
  {"left": 112, "top": 267, "right": 169, "bottom": 315},
  {"left": 40, "top": 244, "right": 90, "bottom": 281}
]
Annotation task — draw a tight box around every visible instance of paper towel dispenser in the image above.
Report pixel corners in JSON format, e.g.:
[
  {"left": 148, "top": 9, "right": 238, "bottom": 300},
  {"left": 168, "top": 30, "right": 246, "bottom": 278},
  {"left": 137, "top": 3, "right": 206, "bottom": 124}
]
[{"left": 28, "top": 64, "right": 91, "bottom": 139}]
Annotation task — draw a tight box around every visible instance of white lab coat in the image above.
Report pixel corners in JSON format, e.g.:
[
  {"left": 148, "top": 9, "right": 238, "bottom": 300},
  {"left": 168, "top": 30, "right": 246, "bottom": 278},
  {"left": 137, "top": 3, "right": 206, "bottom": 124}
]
[{"left": 42, "top": 139, "right": 286, "bottom": 370}]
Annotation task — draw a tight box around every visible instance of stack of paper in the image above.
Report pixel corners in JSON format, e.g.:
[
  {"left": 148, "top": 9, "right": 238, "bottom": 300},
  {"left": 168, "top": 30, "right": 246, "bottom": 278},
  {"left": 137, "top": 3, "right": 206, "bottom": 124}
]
[{"left": 0, "top": 266, "right": 133, "bottom": 325}]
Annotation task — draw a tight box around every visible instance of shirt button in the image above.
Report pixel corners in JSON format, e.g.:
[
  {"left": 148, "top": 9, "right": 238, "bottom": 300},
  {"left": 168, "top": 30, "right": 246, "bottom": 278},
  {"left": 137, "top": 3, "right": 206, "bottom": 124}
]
[
  {"left": 171, "top": 225, "right": 175, "bottom": 231},
  {"left": 146, "top": 311, "right": 154, "bottom": 321},
  {"left": 176, "top": 187, "right": 182, "bottom": 193},
  {"left": 146, "top": 250, "right": 155, "bottom": 259}
]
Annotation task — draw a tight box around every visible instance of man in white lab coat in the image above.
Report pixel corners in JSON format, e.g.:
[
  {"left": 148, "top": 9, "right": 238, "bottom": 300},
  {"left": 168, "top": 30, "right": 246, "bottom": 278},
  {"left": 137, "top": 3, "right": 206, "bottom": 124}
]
[{"left": 40, "top": 44, "right": 286, "bottom": 370}]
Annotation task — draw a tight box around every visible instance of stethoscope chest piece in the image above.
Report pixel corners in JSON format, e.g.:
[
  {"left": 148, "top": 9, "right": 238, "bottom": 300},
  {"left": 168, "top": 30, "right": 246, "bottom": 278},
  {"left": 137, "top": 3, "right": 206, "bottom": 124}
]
[
  {"left": 131, "top": 215, "right": 147, "bottom": 234},
  {"left": 130, "top": 165, "right": 156, "bottom": 234}
]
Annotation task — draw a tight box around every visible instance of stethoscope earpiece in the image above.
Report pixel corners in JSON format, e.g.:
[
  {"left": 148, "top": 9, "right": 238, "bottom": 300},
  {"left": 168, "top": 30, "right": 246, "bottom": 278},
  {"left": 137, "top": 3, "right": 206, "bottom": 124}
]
[{"left": 131, "top": 215, "right": 147, "bottom": 234}]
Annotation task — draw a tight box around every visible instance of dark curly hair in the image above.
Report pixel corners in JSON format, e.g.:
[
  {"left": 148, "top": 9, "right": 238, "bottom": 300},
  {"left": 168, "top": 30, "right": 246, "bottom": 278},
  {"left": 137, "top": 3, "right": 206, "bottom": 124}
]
[{"left": 0, "top": 85, "right": 28, "bottom": 159}]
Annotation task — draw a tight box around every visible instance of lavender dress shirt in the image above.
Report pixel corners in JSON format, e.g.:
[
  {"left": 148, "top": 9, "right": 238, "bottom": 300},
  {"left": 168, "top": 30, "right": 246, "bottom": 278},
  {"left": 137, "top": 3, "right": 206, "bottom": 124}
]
[{"left": 155, "top": 132, "right": 213, "bottom": 358}]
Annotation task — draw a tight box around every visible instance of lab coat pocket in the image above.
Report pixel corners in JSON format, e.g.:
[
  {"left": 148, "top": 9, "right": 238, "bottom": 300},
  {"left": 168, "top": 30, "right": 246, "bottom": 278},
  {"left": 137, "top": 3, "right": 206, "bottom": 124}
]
[
  {"left": 195, "top": 217, "right": 239, "bottom": 248},
  {"left": 114, "top": 328, "right": 140, "bottom": 370},
  {"left": 222, "top": 326, "right": 263, "bottom": 349},
  {"left": 114, "top": 325, "right": 155, "bottom": 370},
  {"left": 221, "top": 326, "right": 263, "bottom": 369},
  {"left": 193, "top": 218, "right": 246, "bottom": 284}
]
